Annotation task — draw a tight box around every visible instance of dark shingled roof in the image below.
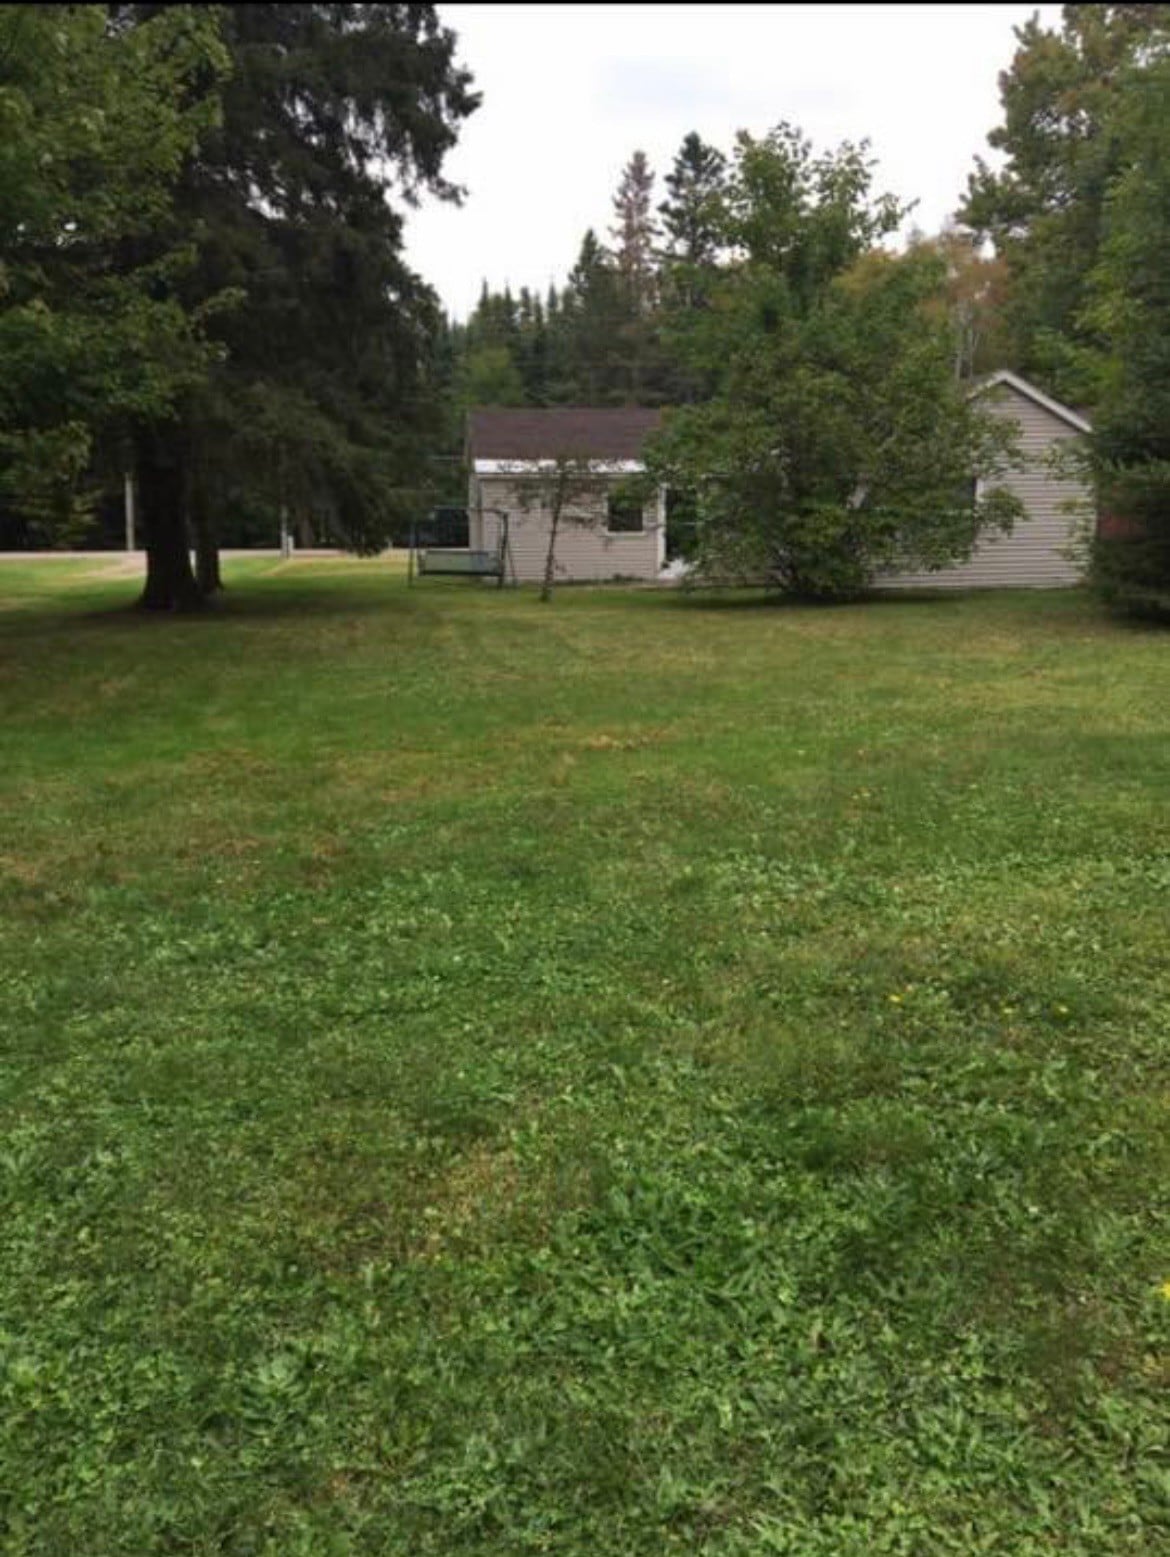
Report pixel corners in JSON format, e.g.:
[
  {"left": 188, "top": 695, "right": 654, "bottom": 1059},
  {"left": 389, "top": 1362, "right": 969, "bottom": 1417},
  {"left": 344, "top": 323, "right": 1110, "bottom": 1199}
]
[{"left": 468, "top": 407, "right": 663, "bottom": 462}]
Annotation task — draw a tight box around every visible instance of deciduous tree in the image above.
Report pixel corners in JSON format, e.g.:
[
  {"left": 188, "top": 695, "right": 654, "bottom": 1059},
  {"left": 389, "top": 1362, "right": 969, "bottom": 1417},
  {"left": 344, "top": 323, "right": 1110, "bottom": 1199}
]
[
  {"left": 911, "top": 224, "right": 1014, "bottom": 381},
  {"left": 507, "top": 455, "right": 611, "bottom": 602},
  {"left": 644, "top": 127, "right": 1023, "bottom": 598}
]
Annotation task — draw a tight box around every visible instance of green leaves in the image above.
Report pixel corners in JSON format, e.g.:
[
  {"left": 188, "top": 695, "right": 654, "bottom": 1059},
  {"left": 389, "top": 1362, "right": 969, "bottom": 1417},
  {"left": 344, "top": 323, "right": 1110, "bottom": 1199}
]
[
  {"left": 960, "top": 5, "right": 1170, "bottom": 407},
  {"left": 0, "top": 7, "right": 479, "bottom": 572},
  {"left": 0, "top": 5, "right": 230, "bottom": 541},
  {"left": 1079, "top": 51, "right": 1170, "bottom": 614},
  {"left": 151, "top": 4, "right": 477, "bottom": 563},
  {"left": 645, "top": 167, "right": 1024, "bottom": 599}
]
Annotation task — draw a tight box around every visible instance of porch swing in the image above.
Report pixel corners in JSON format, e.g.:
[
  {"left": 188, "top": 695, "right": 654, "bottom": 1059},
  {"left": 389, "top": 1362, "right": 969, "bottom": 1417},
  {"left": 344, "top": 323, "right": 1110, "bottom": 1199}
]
[{"left": 408, "top": 506, "right": 516, "bottom": 587}]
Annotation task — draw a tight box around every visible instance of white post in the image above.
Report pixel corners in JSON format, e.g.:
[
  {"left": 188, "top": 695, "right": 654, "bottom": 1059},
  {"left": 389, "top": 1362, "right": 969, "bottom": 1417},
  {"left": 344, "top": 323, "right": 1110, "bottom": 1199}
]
[
  {"left": 124, "top": 472, "right": 136, "bottom": 552},
  {"left": 280, "top": 505, "right": 293, "bottom": 559}
]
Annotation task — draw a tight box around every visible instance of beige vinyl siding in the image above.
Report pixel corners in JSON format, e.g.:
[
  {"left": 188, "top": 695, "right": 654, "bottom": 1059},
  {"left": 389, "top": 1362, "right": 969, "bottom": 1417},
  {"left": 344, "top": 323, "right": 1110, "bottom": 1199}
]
[
  {"left": 469, "top": 476, "right": 663, "bottom": 584},
  {"left": 468, "top": 503, "right": 484, "bottom": 552},
  {"left": 876, "top": 385, "right": 1093, "bottom": 591}
]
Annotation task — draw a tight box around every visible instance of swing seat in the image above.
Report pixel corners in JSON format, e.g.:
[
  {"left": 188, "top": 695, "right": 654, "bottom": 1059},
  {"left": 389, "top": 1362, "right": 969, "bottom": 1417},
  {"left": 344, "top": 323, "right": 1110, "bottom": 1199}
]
[
  {"left": 410, "top": 505, "right": 514, "bottom": 586},
  {"left": 417, "top": 548, "right": 502, "bottom": 577}
]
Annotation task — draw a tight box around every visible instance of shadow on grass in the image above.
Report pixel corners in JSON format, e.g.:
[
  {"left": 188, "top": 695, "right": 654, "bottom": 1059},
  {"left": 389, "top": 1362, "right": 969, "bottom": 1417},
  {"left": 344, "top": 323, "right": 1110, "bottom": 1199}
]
[
  {"left": 645, "top": 585, "right": 970, "bottom": 615},
  {"left": 647, "top": 589, "right": 1123, "bottom": 635},
  {"left": 57, "top": 579, "right": 425, "bottom": 630}
]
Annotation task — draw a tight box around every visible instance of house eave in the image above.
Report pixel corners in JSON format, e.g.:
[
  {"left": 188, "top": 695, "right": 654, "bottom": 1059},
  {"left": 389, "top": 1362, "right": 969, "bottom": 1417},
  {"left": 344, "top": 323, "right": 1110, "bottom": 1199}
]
[{"left": 473, "top": 459, "right": 646, "bottom": 476}]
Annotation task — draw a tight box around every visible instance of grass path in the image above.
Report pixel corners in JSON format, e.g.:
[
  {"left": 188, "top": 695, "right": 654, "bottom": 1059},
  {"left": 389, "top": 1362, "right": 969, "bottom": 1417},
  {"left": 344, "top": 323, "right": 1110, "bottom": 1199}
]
[{"left": 1, "top": 561, "right": 1168, "bottom": 1554}]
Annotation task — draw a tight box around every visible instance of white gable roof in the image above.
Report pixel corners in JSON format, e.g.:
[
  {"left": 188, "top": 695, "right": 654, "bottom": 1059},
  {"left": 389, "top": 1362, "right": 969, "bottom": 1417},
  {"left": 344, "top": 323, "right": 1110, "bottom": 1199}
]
[{"left": 971, "top": 370, "right": 1092, "bottom": 434}]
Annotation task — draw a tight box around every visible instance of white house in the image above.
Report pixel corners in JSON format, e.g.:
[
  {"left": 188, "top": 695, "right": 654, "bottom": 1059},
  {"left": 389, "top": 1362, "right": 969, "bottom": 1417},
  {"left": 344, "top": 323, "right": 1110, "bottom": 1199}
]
[
  {"left": 876, "top": 370, "right": 1094, "bottom": 591},
  {"left": 461, "top": 377, "right": 1094, "bottom": 590},
  {"left": 466, "top": 408, "right": 666, "bottom": 585}
]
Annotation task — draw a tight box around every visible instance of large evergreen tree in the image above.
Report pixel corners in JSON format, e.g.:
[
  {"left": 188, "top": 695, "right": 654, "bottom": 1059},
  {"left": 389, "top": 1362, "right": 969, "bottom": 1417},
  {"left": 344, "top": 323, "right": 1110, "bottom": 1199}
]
[
  {"left": 129, "top": 2, "right": 478, "bottom": 609},
  {"left": 658, "top": 133, "right": 727, "bottom": 274},
  {"left": 608, "top": 152, "right": 663, "bottom": 402},
  {"left": 959, "top": 3, "right": 1170, "bottom": 405},
  {"left": 610, "top": 151, "right": 658, "bottom": 317},
  {"left": 656, "top": 132, "right": 729, "bottom": 402},
  {"left": 0, "top": 5, "right": 228, "bottom": 548}
]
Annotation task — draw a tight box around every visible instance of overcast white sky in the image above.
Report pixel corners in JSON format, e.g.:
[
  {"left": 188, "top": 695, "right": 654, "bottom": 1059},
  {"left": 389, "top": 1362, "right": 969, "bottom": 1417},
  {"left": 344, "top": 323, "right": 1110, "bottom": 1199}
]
[{"left": 404, "top": 3, "right": 1062, "bottom": 320}]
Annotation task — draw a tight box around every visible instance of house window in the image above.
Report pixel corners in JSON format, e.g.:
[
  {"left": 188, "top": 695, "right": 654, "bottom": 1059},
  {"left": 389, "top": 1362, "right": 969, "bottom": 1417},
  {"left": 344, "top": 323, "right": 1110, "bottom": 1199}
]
[
  {"left": 955, "top": 475, "right": 979, "bottom": 509},
  {"left": 607, "top": 493, "right": 644, "bottom": 533}
]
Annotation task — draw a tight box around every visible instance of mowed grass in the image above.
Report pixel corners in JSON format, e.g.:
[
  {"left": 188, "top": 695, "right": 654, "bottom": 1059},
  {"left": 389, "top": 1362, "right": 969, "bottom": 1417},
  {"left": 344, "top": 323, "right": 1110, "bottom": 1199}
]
[{"left": 1, "top": 556, "right": 1168, "bottom": 1555}]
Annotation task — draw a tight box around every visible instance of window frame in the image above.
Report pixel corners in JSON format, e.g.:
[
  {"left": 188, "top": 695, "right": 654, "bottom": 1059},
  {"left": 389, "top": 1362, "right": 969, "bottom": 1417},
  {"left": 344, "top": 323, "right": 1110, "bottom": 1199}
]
[{"left": 604, "top": 489, "right": 646, "bottom": 536}]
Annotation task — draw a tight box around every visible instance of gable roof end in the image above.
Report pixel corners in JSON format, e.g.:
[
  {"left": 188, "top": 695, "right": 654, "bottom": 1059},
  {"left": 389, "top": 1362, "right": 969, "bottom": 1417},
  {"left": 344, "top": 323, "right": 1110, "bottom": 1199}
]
[{"left": 971, "top": 370, "right": 1092, "bottom": 434}]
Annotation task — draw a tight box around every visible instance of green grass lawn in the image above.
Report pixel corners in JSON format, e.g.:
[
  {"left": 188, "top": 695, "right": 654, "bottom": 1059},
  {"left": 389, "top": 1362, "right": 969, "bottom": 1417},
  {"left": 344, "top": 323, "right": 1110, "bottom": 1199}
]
[{"left": 1, "top": 557, "right": 1168, "bottom": 1555}]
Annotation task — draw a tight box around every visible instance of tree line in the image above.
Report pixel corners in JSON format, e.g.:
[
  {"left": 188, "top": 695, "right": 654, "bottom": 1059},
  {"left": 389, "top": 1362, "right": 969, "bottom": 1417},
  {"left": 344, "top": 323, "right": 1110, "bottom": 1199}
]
[
  {"left": 441, "top": 138, "right": 718, "bottom": 414},
  {"left": 442, "top": 135, "right": 1013, "bottom": 418}
]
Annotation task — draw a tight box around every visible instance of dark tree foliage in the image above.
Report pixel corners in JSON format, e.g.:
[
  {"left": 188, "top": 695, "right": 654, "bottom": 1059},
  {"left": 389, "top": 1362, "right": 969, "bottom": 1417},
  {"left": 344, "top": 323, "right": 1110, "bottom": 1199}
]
[
  {"left": 559, "top": 228, "right": 629, "bottom": 405},
  {"left": 0, "top": 5, "right": 228, "bottom": 552},
  {"left": 656, "top": 132, "right": 730, "bottom": 403},
  {"left": 447, "top": 141, "right": 722, "bottom": 414},
  {"left": 959, "top": 3, "right": 1170, "bottom": 405},
  {"left": 608, "top": 151, "right": 664, "bottom": 402},
  {"left": 658, "top": 132, "right": 727, "bottom": 277},
  {"left": 127, "top": 2, "right": 478, "bottom": 608},
  {"left": 1085, "top": 49, "right": 1170, "bottom": 616},
  {"left": 957, "top": 3, "right": 1170, "bottom": 614},
  {"left": 610, "top": 150, "right": 657, "bottom": 317}
]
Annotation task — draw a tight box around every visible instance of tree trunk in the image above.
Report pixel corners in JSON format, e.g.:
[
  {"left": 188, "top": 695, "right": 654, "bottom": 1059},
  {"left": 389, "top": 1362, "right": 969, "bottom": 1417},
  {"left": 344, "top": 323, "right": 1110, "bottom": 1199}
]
[
  {"left": 187, "top": 432, "right": 222, "bottom": 595},
  {"left": 541, "top": 498, "right": 562, "bottom": 602},
  {"left": 191, "top": 486, "right": 222, "bottom": 595},
  {"left": 137, "top": 429, "right": 203, "bottom": 612}
]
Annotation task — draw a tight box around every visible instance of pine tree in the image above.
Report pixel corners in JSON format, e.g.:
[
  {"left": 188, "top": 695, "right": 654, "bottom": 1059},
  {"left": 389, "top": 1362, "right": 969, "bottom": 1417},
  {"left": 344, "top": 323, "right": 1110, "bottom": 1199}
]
[
  {"left": 958, "top": 4, "right": 1169, "bottom": 405},
  {"left": 656, "top": 132, "right": 730, "bottom": 401},
  {"left": 610, "top": 150, "right": 659, "bottom": 318},
  {"left": 608, "top": 153, "right": 666, "bottom": 403},
  {"left": 659, "top": 132, "right": 727, "bottom": 270},
  {"left": 544, "top": 284, "right": 575, "bottom": 403},
  {"left": 515, "top": 289, "right": 549, "bottom": 404},
  {"left": 128, "top": 3, "right": 478, "bottom": 608},
  {"left": 1085, "top": 49, "right": 1170, "bottom": 616},
  {"left": 0, "top": 6, "right": 228, "bottom": 563},
  {"left": 561, "top": 229, "right": 622, "bottom": 404}
]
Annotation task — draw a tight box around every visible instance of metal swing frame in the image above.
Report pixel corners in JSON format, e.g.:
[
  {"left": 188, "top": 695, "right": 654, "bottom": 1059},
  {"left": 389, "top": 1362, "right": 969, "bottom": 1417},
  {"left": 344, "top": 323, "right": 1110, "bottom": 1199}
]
[{"left": 408, "top": 506, "right": 516, "bottom": 588}]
